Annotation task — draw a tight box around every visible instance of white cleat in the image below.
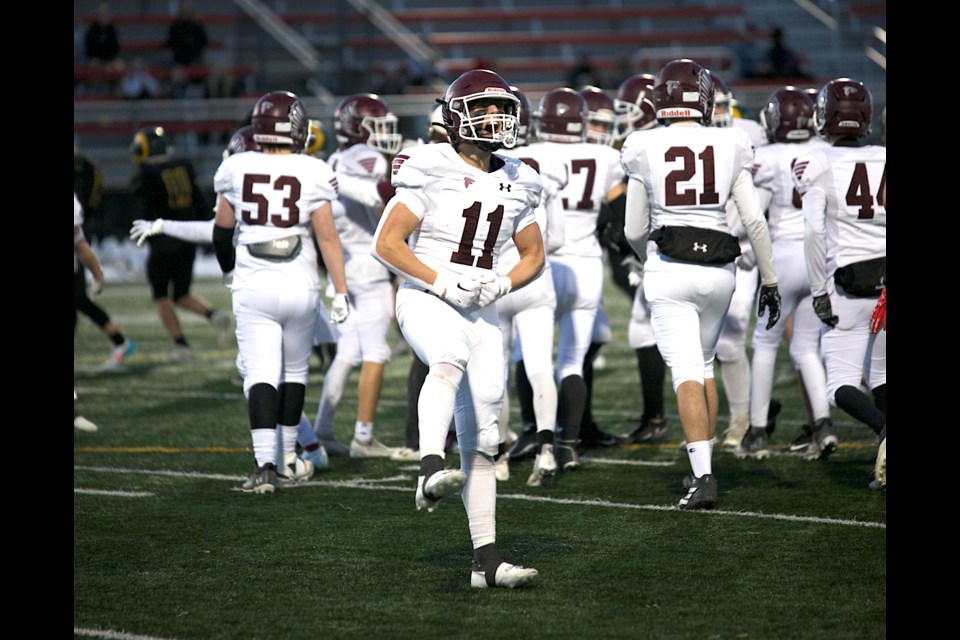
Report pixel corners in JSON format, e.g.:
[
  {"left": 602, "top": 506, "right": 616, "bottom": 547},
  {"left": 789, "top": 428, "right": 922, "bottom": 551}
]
[
  {"left": 74, "top": 415, "right": 99, "bottom": 433},
  {"left": 495, "top": 456, "right": 510, "bottom": 482},
  {"left": 416, "top": 469, "right": 466, "bottom": 512},
  {"left": 471, "top": 562, "right": 539, "bottom": 589},
  {"left": 389, "top": 446, "right": 420, "bottom": 462},
  {"left": 350, "top": 437, "right": 398, "bottom": 458},
  {"left": 526, "top": 444, "right": 558, "bottom": 487},
  {"left": 873, "top": 436, "right": 886, "bottom": 489}
]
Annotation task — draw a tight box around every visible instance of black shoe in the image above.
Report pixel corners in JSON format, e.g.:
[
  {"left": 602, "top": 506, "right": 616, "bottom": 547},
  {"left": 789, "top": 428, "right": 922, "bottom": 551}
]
[
  {"left": 579, "top": 421, "right": 618, "bottom": 448},
  {"left": 621, "top": 417, "right": 669, "bottom": 444},
  {"left": 805, "top": 418, "right": 838, "bottom": 461},
  {"left": 782, "top": 423, "right": 813, "bottom": 456},
  {"left": 507, "top": 424, "right": 538, "bottom": 461},
  {"left": 764, "top": 399, "right": 782, "bottom": 437},
  {"left": 678, "top": 473, "right": 717, "bottom": 510},
  {"left": 556, "top": 439, "right": 582, "bottom": 472}
]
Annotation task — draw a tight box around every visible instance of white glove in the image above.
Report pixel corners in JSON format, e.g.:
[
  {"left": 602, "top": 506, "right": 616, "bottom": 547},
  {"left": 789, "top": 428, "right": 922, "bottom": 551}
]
[
  {"left": 477, "top": 273, "right": 513, "bottom": 307},
  {"left": 735, "top": 247, "right": 756, "bottom": 271},
  {"left": 88, "top": 277, "right": 104, "bottom": 297},
  {"left": 429, "top": 273, "right": 482, "bottom": 309},
  {"left": 329, "top": 292, "right": 349, "bottom": 323},
  {"left": 130, "top": 219, "right": 164, "bottom": 247},
  {"left": 621, "top": 255, "right": 644, "bottom": 288},
  {"left": 222, "top": 270, "right": 234, "bottom": 287}
]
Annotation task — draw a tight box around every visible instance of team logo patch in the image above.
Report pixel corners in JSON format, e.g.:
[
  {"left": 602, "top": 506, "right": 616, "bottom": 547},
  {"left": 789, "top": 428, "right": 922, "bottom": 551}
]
[
  {"left": 359, "top": 158, "right": 378, "bottom": 174},
  {"left": 464, "top": 177, "right": 475, "bottom": 189}
]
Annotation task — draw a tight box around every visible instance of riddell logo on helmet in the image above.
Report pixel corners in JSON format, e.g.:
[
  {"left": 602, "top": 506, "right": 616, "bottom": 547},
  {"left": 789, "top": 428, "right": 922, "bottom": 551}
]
[
  {"left": 485, "top": 87, "right": 507, "bottom": 93},
  {"left": 660, "top": 108, "right": 695, "bottom": 117}
]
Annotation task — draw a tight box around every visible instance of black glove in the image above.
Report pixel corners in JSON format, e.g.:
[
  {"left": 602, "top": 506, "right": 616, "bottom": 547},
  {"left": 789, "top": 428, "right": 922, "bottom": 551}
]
[
  {"left": 812, "top": 294, "right": 839, "bottom": 327},
  {"left": 757, "top": 285, "right": 781, "bottom": 330}
]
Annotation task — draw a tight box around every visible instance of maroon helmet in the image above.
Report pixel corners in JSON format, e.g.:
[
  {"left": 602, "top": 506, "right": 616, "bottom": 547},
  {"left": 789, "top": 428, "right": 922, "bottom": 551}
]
[
  {"left": 334, "top": 93, "right": 402, "bottom": 154},
  {"left": 614, "top": 73, "right": 657, "bottom": 139},
  {"left": 251, "top": 90, "right": 308, "bottom": 149},
  {"left": 759, "top": 87, "right": 815, "bottom": 143},
  {"left": 814, "top": 78, "right": 873, "bottom": 139},
  {"left": 535, "top": 87, "right": 587, "bottom": 143},
  {"left": 509, "top": 85, "right": 532, "bottom": 146},
  {"left": 441, "top": 69, "right": 520, "bottom": 151},
  {"left": 222, "top": 125, "right": 261, "bottom": 160},
  {"left": 578, "top": 86, "right": 617, "bottom": 146},
  {"left": 652, "top": 59, "right": 714, "bottom": 126}
]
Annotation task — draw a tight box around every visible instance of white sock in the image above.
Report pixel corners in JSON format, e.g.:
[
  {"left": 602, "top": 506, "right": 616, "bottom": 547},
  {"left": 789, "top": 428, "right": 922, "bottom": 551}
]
[
  {"left": 252, "top": 428, "right": 276, "bottom": 467},
  {"left": 686, "top": 440, "right": 713, "bottom": 478},
  {"left": 419, "top": 368, "right": 461, "bottom": 457},
  {"left": 720, "top": 357, "right": 751, "bottom": 417},
  {"left": 354, "top": 421, "right": 373, "bottom": 443},
  {"left": 463, "top": 450, "right": 496, "bottom": 548},
  {"left": 530, "top": 372, "right": 558, "bottom": 433}
]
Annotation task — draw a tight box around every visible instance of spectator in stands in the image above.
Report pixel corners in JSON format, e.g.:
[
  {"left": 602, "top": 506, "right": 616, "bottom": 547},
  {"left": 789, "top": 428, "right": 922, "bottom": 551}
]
[
  {"left": 733, "top": 22, "right": 768, "bottom": 80},
  {"left": 765, "top": 26, "right": 811, "bottom": 79},
  {"left": 84, "top": 2, "right": 120, "bottom": 68},
  {"left": 166, "top": 0, "right": 208, "bottom": 66},
  {"left": 568, "top": 51, "right": 601, "bottom": 89},
  {"left": 119, "top": 56, "right": 162, "bottom": 100}
]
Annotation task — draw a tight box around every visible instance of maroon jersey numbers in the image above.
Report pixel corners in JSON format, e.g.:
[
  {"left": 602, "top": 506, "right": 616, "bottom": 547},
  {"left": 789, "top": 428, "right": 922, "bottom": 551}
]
[
  {"left": 241, "top": 174, "right": 302, "bottom": 228},
  {"left": 450, "top": 201, "right": 504, "bottom": 270}
]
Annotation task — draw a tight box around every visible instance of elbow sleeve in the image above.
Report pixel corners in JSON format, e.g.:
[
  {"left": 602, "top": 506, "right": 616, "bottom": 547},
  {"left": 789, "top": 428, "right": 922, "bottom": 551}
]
[{"left": 212, "top": 224, "right": 235, "bottom": 273}]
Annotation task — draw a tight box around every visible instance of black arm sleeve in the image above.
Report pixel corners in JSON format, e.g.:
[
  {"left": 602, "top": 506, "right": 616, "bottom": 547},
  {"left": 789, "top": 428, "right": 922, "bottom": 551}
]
[
  {"left": 596, "top": 192, "right": 631, "bottom": 256},
  {"left": 212, "top": 224, "right": 236, "bottom": 273}
]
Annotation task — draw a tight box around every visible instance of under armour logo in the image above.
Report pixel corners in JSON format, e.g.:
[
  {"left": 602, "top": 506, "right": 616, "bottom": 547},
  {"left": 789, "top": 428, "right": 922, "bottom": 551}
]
[
  {"left": 693, "top": 242, "right": 708, "bottom": 253},
  {"left": 464, "top": 177, "right": 475, "bottom": 189},
  {"left": 500, "top": 183, "right": 511, "bottom": 192}
]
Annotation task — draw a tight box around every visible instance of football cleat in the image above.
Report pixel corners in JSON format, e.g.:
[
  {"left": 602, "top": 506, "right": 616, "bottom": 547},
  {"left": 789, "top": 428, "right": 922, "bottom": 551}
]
[
  {"left": 734, "top": 427, "right": 770, "bottom": 460},
  {"left": 318, "top": 435, "right": 351, "bottom": 457},
  {"left": 507, "top": 424, "right": 538, "bottom": 461},
  {"left": 804, "top": 418, "right": 838, "bottom": 461},
  {"left": 526, "top": 444, "right": 558, "bottom": 487},
  {"left": 389, "top": 446, "right": 420, "bottom": 462},
  {"left": 678, "top": 473, "right": 717, "bottom": 510},
  {"left": 556, "top": 440, "right": 582, "bottom": 472},
  {"left": 300, "top": 445, "right": 329, "bottom": 472},
  {"left": 495, "top": 455, "right": 510, "bottom": 482},
  {"left": 210, "top": 311, "right": 233, "bottom": 346},
  {"left": 241, "top": 463, "right": 280, "bottom": 494},
  {"left": 721, "top": 414, "right": 750, "bottom": 449},
  {"left": 74, "top": 414, "right": 99, "bottom": 433},
  {"left": 471, "top": 562, "right": 539, "bottom": 589},
  {"left": 621, "top": 417, "right": 670, "bottom": 444},
  {"left": 873, "top": 430, "right": 886, "bottom": 489},
  {"left": 416, "top": 469, "right": 467, "bottom": 512}
]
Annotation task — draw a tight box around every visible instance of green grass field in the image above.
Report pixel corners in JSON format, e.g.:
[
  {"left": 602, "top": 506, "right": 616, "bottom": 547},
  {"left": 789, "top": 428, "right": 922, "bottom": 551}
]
[{"left": 74, "top": 273, "right": 885, "bottom": 640}]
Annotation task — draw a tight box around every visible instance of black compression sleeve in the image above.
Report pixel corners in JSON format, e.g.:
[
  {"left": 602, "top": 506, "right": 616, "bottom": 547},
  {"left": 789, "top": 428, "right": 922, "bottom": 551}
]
[{"left": 212, "top": 224, "right": 236, "bottom": 273}]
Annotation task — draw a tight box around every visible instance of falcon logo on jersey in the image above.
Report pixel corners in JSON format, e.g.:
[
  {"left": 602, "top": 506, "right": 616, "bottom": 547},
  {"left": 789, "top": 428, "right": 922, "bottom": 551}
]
[
  {"left": 391, "top": 154, "right": 410, "bottom": 176},
  {"left": 359, "top": 158, "right": 378, "bottom": 174},
  {"left": 500, "top": 183, "right": 511, "bottom": 192},
  {"left": 464, "top": 177, "right": 475, "bottom": 189}
]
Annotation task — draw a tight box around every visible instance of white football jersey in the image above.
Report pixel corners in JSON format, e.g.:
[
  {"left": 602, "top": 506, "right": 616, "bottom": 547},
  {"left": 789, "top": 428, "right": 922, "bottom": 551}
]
[
  {"left": 387, "top": 143, "right": 541, "bottom": 284},
  {"left": 328, "top": 143, "right": 392, "bottom": 285},
  {"left": 793, "top": 142, "right": 886, "bottom": 294},
  {"left": 532, "top": 141, "right": 624, "bottom": 258},
  {"left": 734, "top": 117, "right": 768, "bottom": 149},
  {"left": 214, "top": 150, "right": 339, "bottom": 290},
  {"left": 621, "top": 123, "right": 755, "bottom": 233},
  {"left": 497, "top": 146, "right": 568, "bottom": 270},
  {"left": 753, "top": 137, "right": 828, "bottom": 242},
  {"left": 74, "top": 192, "right": 84, "bottom": 273}
]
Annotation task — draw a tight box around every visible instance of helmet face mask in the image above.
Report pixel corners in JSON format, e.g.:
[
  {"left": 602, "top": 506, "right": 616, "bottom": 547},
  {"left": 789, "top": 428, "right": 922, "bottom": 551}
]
[
  {"left": 579, "top": 86, "right": 617, "bottom": 146},
  {"left": 334, "top": 94, "right": 402, "bottom": 155},
  {"left": 707, "top": 70, "right": 733, "bottom": 127},
  {"left": 442, "top": 69, "right": 521, "bottom": 151},
  {"left": 759, "top": 87, "right": 814, "bottom": 143},
  {"left": 814, "top": 78, "right": 873, "bottom": 139},
  {"left": 652, "top": 59, "right": 715, "bottom": 126},
  {"left": 251, "top": 90, "right": 308, "bottom": 150},
  {"left": 534, "top": 88, "right": 588, "bottom": 143},
  {"left": 305, "top": 119, "right": 325, "bottom": 156}
]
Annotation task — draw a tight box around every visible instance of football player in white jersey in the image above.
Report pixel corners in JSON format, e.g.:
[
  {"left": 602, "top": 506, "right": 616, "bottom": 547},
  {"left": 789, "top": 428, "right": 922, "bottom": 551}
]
[
  {"left": 621, "top": 59, "right": 780, "bottom": 510},
  {"left": 311, "top": 93, "right": 405, "bottom": 460},
  {"left": 792, "top": 78, "right": 886, "bottom": 486},
  {"left": 707, "top": 70, "right": 770, "bottom": 450},
  {"left": 371, "top": 69, "right": 543, "bottom": 589},
  {"left": 497, "top": 85, "right": 566, "bottom": 486},
  {"left": 130, "top": 125, "right": 335, "bottom": 475},
  {"left": 535, "top": 87, "right": 626, "bottom": 470},
  {"left": 611, "top": 72, "right": 671, "bottom": 444},
  {"left": 74, "top": 192, "right": 105, "bottom": 433},
  {"left": 211, "top": 91, "right": 349, "bottom": 494},
  {"left": 736, "top": 87, "right": 833, "bottom": 460}
]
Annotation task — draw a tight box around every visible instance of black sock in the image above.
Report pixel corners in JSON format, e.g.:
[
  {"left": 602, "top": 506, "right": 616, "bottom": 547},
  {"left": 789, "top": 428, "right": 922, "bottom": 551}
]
[
  {"left": 175, "top": 336, "right": 189, "bottom": 347},
  {"left": 537, "top": 430, "right": 555, "bottom": 448},
  {"left": 109, "top": 332, "right": 126, "bottom": 347},
  {"left": 557, "top": 375, "right": 587, "bottom": 442},
  {"left": 419, "top": 453, "right": 444, "bottom": 480},
  {"left": 515, "top": 360, "right": 536, "bottom": 425},
  {"left": 581, "top": 342, "right": 602, "bottom": 427},
  {"left": 835, "top": 385, "right": 885, "bottom": 435},
  {"left": 635, "top": 346, "right": 666, "bottom": 420},
  {"left": 472, "top": 542, "right": 503, "bottom": 585},
  {"left": 871, "top": 384, "right": 886, "bottom": 414},
  {"left": 406, "top": 357, "right": 429, "bottom": 449},
  {"left": 204, "top": 309, "right": 215, "bottom": 320}
]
